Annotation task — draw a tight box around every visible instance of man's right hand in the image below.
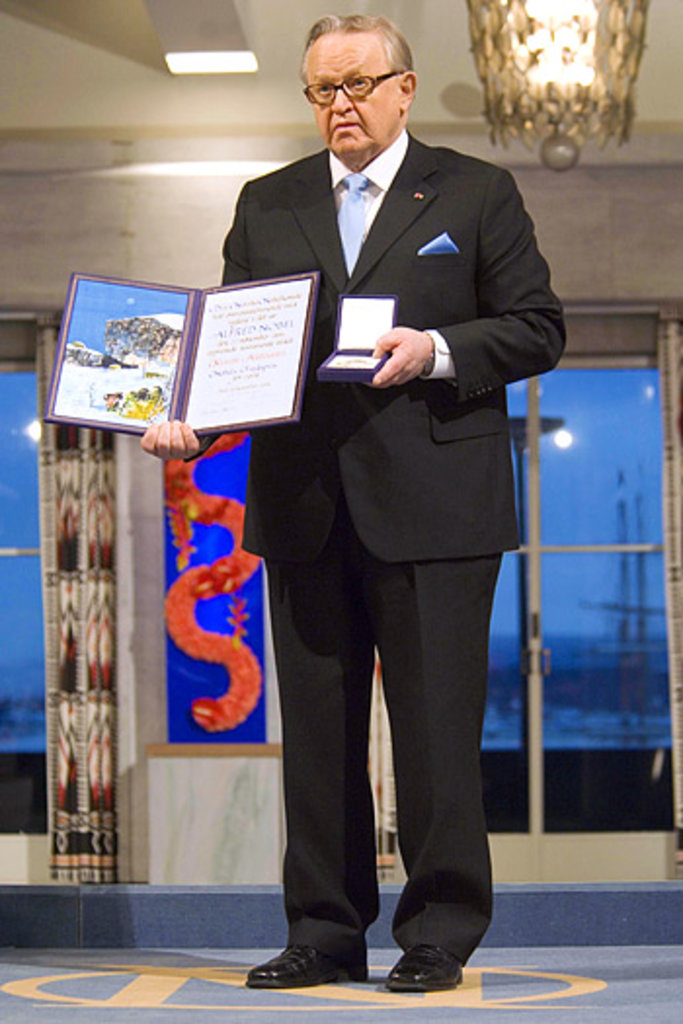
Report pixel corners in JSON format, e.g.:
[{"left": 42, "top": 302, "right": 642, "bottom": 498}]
[{"left": 140, "top": 420, "right": 201, "bottom": 461}]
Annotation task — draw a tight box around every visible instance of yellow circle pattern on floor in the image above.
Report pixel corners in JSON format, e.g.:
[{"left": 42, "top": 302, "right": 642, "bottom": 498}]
[{"left": 2, "top": 963, "right": 608, "bottom": 1011}]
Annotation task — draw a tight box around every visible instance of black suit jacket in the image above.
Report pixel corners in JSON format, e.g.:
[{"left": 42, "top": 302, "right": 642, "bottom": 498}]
[{"left": 222, "top": 136, "right": 565, "bottom": 563}]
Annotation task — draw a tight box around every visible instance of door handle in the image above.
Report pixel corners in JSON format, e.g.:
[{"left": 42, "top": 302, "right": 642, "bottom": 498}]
[
  {"left": 541, "top": 648, "right": 552, "bottom": 676},
  {"left": 520, "top": 648, "right": 552, "bottom": 676}
]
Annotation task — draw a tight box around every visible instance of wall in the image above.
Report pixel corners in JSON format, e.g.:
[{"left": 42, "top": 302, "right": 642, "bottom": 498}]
[{"left": 2, "top": 135, "right": 682, "bottom": 310}]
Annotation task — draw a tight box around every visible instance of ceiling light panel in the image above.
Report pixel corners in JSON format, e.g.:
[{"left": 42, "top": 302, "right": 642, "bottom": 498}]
[{"left": 144, "top": 0, "right": 258, "bottom": 74}]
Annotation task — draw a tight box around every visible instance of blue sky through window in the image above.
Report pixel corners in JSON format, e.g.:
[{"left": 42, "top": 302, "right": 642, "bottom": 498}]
[
  {"left": 0, "top": 372, "right": 44, "bottom": 752},
  {"left": 486, "top": 369, "right": 669, "bottom": 753}
]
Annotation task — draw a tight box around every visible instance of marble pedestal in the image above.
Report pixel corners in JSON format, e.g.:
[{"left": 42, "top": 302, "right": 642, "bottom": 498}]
[{"left": 147, "top": 745, "right": 283, "bottom": 884}]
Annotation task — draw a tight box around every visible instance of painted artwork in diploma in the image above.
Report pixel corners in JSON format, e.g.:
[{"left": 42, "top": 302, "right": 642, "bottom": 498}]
[{"left": 50, "top": 277, "right": 190, "bottom": 431}]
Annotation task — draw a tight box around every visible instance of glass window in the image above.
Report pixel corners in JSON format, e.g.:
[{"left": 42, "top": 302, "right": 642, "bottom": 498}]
[
  {"left": 484, "top": 552, "right": 528, "bottom": 831},
  {"left": 484, "top": 367, "right": 672, "bottom": 835},
  {"left": 0, "top": 370, "right": 46, "bottom": 832},
  {"left": 1, "top": 372, "right": 41, "bottom": 548},
  {"left": 483, "top": 380, "right": 528, "bottom": 831},
  {"left": 0, "top": 558, "right": 45, "bottom": 753},
  {"left": 542, "top": 551, "right": 669, "bottom": 752},
  {"left": 486, "top": 554, "right": 524, "bottom": 752},
  {"left": 540, "top": 369, "right": 662, "bottom": 546},
  {"left": 540, "top": 369, "right": 672, "bottom": 833}
]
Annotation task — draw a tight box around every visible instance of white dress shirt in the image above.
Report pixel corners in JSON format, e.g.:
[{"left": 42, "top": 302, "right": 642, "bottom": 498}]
[{"left": 330, "top": 131, "right": 455, "bottom": 380}]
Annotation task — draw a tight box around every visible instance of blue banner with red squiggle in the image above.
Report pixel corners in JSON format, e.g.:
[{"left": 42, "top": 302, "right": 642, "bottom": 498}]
[{"left": 163, "top": 434, "right": 266, "bottom": 743}]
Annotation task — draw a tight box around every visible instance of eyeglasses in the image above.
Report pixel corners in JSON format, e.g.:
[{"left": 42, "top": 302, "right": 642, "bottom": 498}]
[{"left": 303, "top": 72, "right": 400, "bottom": 107}]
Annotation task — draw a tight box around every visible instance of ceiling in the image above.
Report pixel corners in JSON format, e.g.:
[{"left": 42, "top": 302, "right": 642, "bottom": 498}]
[{"left": 1, "top": 0, "right": 682, "bottom": 169}]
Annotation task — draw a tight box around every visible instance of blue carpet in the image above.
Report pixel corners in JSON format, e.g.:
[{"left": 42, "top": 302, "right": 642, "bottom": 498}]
[
  {"left": 0, "top": 946, "right": 682, "bottom": 1022},
  {"left": 2, "top": 883, "right": 683, "bottom": 1021},
  {"left": 2, "top": 883, "right": 683, "bottom": 948}
]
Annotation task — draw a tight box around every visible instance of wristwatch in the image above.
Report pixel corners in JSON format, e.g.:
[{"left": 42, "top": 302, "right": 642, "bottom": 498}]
[{"left": 421, "top": 335, "right": 436, "bottom": 377}]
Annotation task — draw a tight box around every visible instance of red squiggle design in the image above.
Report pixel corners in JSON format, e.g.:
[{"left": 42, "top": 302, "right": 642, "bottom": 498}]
[{"left": 164, "top": 434, "right": 263, "bottom": 732}]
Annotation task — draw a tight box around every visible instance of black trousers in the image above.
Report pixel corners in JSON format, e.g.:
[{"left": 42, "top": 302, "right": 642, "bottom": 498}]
[{"left": 265, "top": 497, "right": 501, "bottom": 966}]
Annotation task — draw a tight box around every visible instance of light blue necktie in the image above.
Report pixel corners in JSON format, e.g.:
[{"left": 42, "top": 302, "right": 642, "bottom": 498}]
[{"left": 338, "top": 173, "right": 369, "bottom": 274}]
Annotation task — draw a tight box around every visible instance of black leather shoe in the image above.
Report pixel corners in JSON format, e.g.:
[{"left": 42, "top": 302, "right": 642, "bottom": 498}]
[
  {"left": 246, "top": 945, "right": 368, "bottom": 989},
  {"left": 386, "top": 945, "right": 463, "bottom": 992}
]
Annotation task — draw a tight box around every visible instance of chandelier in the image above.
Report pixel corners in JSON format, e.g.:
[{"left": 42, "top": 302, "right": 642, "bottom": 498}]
[{"left": 466, "top": 0, "right": 650, "bottom": 169}]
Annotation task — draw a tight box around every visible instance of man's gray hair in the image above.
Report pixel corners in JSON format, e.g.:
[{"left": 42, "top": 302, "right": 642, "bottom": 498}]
[{"left": 300, "top": 14, "right": 414, "bottom": 82}]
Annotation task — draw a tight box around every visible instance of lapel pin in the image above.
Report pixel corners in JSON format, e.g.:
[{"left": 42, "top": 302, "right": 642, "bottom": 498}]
[{"left": 413, "top": 191, "right": 424, "bottom": 200}]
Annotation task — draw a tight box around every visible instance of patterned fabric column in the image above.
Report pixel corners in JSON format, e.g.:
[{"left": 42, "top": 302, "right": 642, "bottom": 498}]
[
  {"left": 658, "top": 309, "right": 683, "bottom": 878},
  {"left": 37, "top": 317, "right": 118, "bottom": 882}
]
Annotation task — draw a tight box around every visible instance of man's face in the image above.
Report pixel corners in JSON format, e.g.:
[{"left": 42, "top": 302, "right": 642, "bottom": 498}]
[{"left": 304, "top": 31, "right": 416, "bottom": 172}]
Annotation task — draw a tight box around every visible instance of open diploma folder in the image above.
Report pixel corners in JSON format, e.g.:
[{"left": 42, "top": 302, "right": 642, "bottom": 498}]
[{"left": 44, "top": 271, "right": 320, "bottom": 435}]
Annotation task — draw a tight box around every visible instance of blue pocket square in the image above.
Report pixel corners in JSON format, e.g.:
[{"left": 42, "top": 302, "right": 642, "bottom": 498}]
[{"left": 417, "top": 232, "right": 460, "bottom": 256}]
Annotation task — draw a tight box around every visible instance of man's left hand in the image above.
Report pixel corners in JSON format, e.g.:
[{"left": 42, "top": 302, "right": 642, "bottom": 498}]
[{"left": 371, "top": 328, "right": 433, "bottom": 388}]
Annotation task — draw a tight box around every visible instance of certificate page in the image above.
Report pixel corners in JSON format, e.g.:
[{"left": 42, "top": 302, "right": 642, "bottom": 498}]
[{"left": 184, "top": 274, "right": 317, "bottom": 432}]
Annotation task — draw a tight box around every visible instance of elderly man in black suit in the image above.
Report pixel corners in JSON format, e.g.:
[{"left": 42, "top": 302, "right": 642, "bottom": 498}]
[{"left": 142, "top": 12, "right": 564, "bottom": 993}]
